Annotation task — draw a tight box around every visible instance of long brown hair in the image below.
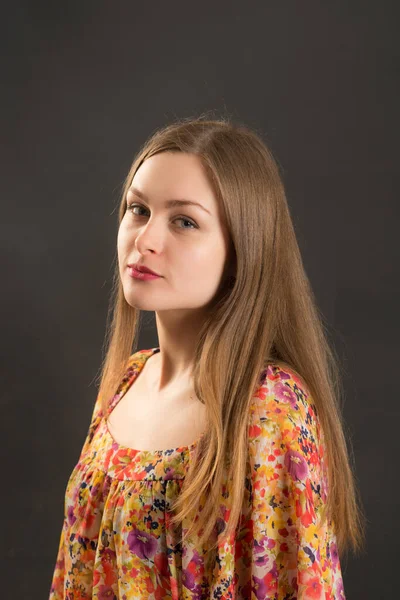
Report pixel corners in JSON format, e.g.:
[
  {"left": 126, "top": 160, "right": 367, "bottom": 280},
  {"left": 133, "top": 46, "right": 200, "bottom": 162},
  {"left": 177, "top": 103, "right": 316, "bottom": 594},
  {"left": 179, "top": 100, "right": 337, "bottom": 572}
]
[{"left": 96, "top": 113, "right": 366, "bottom": 561}]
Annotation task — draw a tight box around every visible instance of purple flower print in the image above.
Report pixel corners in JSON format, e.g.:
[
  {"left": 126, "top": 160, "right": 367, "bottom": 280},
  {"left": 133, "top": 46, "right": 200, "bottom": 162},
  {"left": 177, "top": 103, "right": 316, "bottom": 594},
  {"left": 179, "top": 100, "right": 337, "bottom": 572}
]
[
  {"left": 67, "top": 505, "right": 76, "bottom": 526},
  {"left": 253, "top": 535, "right": 276, "bottom": 567},
  {"left": 274, "top": 382, "right": 298, "bottom": 409},
  {"left": 276, "top": 369, "right": 291, "bottom": 381},
  {"left": 182, "top": 550, "right": 203, "bottom": 593},
  {"left": 337, "top": 578, "right": 346, "bottom": 599},
  {"left": 330, "top": 540, "right": 340, "bottom": 569},
  {"left": 284, "top": 449, "right": 309, "bottom": 481},
  {"left": 127, "top": 527, "right": 157, "bottom": 560},
  {"left": 253, "top": 562, "right": 278, "bottom": 599}
]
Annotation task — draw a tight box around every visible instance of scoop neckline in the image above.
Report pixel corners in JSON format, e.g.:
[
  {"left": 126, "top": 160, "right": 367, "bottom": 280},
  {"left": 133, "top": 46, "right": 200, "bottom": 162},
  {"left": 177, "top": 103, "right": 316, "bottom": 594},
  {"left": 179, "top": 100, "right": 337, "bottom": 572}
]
[{"left": 104, "top": 346, "right": 206, "bottom": 455}]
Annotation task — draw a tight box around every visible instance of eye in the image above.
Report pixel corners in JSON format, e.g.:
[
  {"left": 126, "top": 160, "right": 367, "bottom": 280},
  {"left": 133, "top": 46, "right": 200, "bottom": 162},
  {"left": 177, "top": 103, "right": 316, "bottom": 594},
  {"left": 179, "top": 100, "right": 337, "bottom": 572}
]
[{"left": 126, "top": 203, "right": 198, "bottom": 230}]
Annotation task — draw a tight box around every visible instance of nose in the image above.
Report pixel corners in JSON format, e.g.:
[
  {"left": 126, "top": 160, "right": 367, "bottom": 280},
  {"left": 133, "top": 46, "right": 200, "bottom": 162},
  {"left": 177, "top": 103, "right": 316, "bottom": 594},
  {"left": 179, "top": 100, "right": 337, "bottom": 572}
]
[{"left": 134, "top": 219, "right": 164, "bottom": 253}]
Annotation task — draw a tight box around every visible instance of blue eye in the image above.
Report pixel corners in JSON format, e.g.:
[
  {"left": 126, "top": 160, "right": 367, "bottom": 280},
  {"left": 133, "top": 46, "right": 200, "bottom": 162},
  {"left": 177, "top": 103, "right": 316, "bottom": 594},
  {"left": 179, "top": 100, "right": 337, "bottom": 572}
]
[{"left": 126, "top": 203, "right": 198, "bottom": 230}]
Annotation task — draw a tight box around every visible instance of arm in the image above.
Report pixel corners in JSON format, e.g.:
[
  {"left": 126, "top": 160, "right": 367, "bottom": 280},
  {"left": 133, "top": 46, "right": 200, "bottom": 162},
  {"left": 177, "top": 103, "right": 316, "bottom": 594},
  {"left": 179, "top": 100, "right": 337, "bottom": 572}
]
[{"left": 248, "top": 373, "right": 345, "bottom": 599}]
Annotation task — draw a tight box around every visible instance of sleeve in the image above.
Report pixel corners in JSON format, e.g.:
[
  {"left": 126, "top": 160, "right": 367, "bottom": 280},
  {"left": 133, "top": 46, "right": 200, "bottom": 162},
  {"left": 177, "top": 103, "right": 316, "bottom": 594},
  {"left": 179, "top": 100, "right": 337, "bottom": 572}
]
[
  {"left": 48, "top": 524, "right": 66, "bottom": 598},
  {"left": 49, "top": 390, "right": 105, "bottom": 598},
  {"left": 247, "top": 370, "right": 346, "bottom": 599}
]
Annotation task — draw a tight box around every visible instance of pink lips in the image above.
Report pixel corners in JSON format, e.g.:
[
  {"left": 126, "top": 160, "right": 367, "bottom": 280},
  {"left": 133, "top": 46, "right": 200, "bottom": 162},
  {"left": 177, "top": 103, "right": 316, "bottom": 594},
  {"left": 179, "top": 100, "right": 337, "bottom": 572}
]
[
  {"left": 128, "top": 263, "right": 160, "bottom": 276},
  {"left": 128, "top": 266, "right": 161, "bottom": 281}
]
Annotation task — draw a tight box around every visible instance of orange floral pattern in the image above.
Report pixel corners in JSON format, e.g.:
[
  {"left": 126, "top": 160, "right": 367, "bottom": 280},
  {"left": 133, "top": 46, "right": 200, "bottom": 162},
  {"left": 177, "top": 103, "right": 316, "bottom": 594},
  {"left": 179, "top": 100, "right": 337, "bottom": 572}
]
[{"left": 49, "top": 347, "right": 345, "bottom": 599}]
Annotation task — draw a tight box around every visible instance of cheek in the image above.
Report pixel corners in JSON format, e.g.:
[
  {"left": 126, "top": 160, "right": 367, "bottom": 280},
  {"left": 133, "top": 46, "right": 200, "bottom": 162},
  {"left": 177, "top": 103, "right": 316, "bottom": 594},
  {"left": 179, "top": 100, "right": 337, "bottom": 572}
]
[
  {"left": 117, "top": 223, "right": 130, "bottom": 250},
  {"left": 182, "top": 241, "right": 226, "bottom": 278},
  {"left": 195, "top": 236, "right": 227, "bottom": 265}
]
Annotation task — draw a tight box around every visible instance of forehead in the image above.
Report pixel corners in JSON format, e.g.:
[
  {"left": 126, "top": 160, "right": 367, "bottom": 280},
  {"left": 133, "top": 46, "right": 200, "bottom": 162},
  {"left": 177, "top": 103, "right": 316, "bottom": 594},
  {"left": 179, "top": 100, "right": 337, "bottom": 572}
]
[{"left": 130, "top": 152, "right": 217, "bottom": 207}]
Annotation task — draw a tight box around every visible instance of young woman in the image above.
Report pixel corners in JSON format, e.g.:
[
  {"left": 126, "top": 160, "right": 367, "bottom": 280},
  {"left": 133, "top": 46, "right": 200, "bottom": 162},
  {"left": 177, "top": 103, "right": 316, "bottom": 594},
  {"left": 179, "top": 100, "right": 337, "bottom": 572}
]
[{"left": 49, "top": 116, "right": 366, "bottom": 599}]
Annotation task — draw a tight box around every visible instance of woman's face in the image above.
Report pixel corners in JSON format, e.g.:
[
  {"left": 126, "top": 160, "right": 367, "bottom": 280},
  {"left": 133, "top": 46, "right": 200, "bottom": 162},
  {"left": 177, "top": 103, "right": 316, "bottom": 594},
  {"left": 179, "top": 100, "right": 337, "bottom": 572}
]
[{"left": 117, "top": 151, "right": 233, "bottom": 313}]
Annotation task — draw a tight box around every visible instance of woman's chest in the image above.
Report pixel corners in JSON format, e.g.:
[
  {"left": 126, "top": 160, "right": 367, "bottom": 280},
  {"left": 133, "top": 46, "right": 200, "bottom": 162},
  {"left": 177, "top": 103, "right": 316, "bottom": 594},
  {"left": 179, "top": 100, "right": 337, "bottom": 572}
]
[{"left": 106, "top": 376, "right": 207, "bottom": 451}]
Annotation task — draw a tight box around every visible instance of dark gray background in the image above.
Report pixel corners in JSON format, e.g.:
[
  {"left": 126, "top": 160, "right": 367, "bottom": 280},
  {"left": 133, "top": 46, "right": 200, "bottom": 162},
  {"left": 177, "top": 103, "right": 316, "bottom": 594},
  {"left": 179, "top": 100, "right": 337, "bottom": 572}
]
[{"left": 1, "top": 1, "right": 398, "bottom": 598}]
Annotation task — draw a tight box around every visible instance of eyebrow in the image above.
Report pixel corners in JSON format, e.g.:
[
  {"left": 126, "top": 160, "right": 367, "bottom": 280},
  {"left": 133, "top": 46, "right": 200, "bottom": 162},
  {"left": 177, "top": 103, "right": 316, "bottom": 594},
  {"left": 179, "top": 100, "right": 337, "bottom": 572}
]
[{"left": 127, "top": 186, "right": 212, "bottom": 216}]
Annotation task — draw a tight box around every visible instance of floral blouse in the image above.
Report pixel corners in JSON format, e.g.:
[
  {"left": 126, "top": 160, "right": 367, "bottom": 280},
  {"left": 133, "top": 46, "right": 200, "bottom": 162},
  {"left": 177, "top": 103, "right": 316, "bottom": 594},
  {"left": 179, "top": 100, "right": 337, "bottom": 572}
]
[{"left": 49, "top": 347, "right": 345, "bottom": 599}]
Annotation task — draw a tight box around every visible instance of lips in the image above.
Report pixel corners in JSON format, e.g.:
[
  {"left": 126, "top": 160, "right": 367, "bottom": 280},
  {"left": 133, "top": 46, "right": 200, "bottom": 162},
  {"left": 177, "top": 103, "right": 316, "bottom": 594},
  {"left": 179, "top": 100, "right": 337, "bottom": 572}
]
[{"left": 128, "top": 263, "right": 161, "bottom": 276}]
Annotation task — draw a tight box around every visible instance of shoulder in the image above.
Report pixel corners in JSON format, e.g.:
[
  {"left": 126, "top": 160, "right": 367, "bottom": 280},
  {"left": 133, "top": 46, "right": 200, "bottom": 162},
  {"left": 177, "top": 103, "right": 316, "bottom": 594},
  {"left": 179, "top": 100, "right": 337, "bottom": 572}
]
[
  {"left": 128, "top": 347, "right": 159, "bottom": 366},
  {"left": 91, "top": 349, "right": 153, "bottom": 416},
  {"left": 249, "top": 362, "right": 321, "bottom": 447},
  {"left": 127, "top": 347, "right": 154, "bottom": 366},
  {"left": 248, "top": 362, "right": 328, "bottom": 497},
  {"left": 123, "top": 347, "right": 157, "bottom": 377}
]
